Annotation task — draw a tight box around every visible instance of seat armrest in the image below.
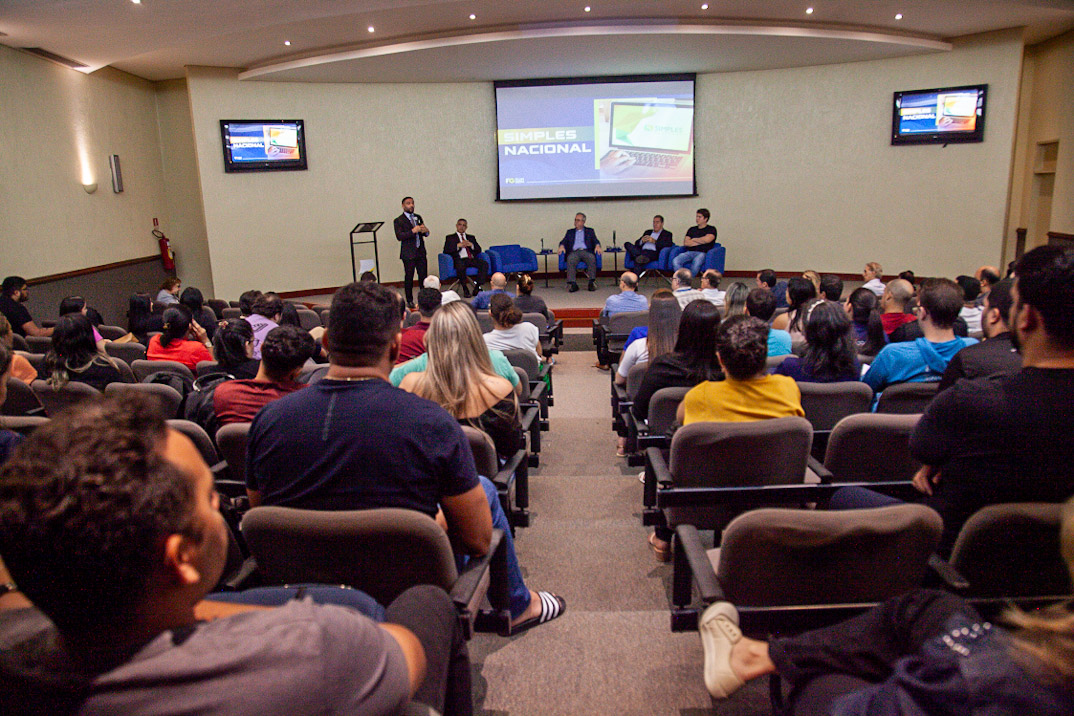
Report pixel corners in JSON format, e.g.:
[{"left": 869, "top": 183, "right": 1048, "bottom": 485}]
[
  {"left": 675, "top": 524, "right": 725, "bottom": 603},
  {"left": 454, "top": 529, "right": 508, "bottom": 611},
  {"left": 529, "top": 380, "right": 546, "bottom": 403},
  {"left": 806, "top": 455, "right": 833, "bottom": 483},
  {"left": 221, "top": 556, "right": 259, "bottom": 590},
  {"left": 520, "top": 405, "right": 538, "bottom": 433},
  {"left": 494, "top": 448, "right": 527, "bottom": 488},
  {"left": 927, "top": 554, "right": 970, "bottom": 592}
]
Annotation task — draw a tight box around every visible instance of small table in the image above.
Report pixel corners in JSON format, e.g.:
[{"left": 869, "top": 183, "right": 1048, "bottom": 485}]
[
  {"left": 603, "top": 246, "right": 623, "bottom": 274},
  {"left": 537, "top": 249, "right": 556, "bottom": 287}
]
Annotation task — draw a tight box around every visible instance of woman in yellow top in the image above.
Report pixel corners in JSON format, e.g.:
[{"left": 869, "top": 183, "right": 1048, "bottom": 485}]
[{"left": 677, "top": 315, "right": 804, "bottom": 425}]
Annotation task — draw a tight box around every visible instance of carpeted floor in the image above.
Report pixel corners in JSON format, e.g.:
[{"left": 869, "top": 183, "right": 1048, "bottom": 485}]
[{"left": 467, "top": 348, "right": 773, "bottom": 715}]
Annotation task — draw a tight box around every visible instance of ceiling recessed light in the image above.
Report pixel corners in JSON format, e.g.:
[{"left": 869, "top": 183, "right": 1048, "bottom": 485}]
[
  {"left": 701, "top": 3, "right": 709, "bottom": 9},
  {"left": 469, "top": 13, "right": 476, "bottom": 20},
  {"left": 131, "top": 0, "right": 141, "bottom": 4},
  {"left": 806, "top": 7, "right": 814, "bottom": 15},
  {"left": 584, "top": 6, "right": 591, "bottom": 12},
  {"left": 283, "top": 40, "right": 291, "bottom": 46},
  {"left": 367, "top": 26, "right": 375, "bottom": 32},
  {"left": 895, "top": 13, "right": 903, "bottom": 20}
]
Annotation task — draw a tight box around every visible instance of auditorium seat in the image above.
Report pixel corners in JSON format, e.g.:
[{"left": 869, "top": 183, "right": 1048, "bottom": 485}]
[
  {"left": 105, "top": 341, "right": 147, "bottom": 365},
  {"left": 132, "top": 359, "right": 194, "bottom": 383},
  {"left": 2, "top": 378, "right": 45, "bottom": 417},
  {"left": 105, "top": 382, "right": 183, "bottom": 419},
  {"left": 438, "top": 250, "right": 493, "bottom": 290},
  {"left": 31, "top": 379, "right": 100, "bottom": 417}
]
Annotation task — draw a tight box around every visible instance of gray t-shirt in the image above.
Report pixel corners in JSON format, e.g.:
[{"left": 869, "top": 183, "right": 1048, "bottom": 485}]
[{"left": 0, "top": 598, "right": 410, "bottom": 715}]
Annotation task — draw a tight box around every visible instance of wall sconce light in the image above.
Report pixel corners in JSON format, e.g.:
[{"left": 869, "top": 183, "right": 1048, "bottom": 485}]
[{"left": 83, "top": 182, "right": 98, "bottom": 194}]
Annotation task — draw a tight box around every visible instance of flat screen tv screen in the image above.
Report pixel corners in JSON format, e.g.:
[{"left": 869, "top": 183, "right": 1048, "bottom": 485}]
[
  {"left": 494, "top": 74, "right": 696, "bottom": 200},
  {"left": 891, "top": 85, "right": 987, "bottom": 146},
  {"left": 220, "top": 120, "right": 308, "bottom": 172}
]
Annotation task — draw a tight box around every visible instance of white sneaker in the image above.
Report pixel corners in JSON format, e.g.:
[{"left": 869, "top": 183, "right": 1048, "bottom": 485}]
[{"left": 699, "top": 601, "right": 746, "bottom": 699}]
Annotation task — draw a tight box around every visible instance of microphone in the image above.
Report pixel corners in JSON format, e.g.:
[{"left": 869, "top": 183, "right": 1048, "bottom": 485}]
[
  {"left": 541, "top": 237, "right": 545, "bottom": 252},
  {"left": 612, "top": 230, "right": 617, "bottom": 248}
]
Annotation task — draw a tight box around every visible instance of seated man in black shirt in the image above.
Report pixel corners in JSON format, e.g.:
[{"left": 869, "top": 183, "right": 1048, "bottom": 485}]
[
  {"left": 910, "top": 246, "right": 1074, "bottom": 554},
  {"left": 937, "top": 277, "right": 1022, "bottom": 392},
  {"left": 0, "top": 276, "right": 52, "bottom": 338},
  {"left": 0, "top": 393, "right": 471, "bottom": 715}
]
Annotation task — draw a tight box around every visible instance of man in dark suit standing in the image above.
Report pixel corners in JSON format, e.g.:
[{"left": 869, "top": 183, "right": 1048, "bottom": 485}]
[
  {"left": 393, "top": 196, "right": 430, "bottom": 308},
  {"left": 442, "top": 218, "right": 489, "bottom": 298},
  {"left": 558, "top": 212, "right": 602, "bottom": 292},
  {"left": 624, "top": 215, "right": 674, "bottom": 266}
]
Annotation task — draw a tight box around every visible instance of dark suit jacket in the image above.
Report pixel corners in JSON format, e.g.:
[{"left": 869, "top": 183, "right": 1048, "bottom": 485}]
[
  {"left": 637, "top": 229, "right": 674, "bottom": 251},
  {"left": 559, "top": 226, "right": 600, "bottom": 254},
  {"left": 394, "top": 212, "right": 428, "bottom": 260},
  {"left": 443, "top": 233, "right": 483, "bottom": 259}
]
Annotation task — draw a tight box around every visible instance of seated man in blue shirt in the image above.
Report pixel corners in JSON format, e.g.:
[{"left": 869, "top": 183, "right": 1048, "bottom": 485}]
[
  {"left": 602, "top": 272, "right": 648, "bottom": 317},
  {"left": 862, "top": 278, "right": 977, "bottom": 394},
  {"left": 558, "top": 213, "right": 601, "bottom": 292},
  {"left": 470, "top": 272, "right": 514, "bottom": 311},
  {"left": 745, "top": 288, "right": 792, "bottom": 357}
]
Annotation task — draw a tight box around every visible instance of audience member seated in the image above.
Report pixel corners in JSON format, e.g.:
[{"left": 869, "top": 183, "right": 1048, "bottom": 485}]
[
  {"left": 512, "top": 274, "right": 550, "bottom": 319},
  {"left": 678, "top": 315, "right": 804, "bottom": 425},
  {"left": 245, "top": 293, "right": 283, "bottom": 360},
  {"left": 180, "top": 286, "right": 218, "bottom": 341},
  {"left": 906, "top": 246, "right": 1074, "bottom": 553},
  {"left": 771, "top": 276, "right": 817, "bottom": 347},
  {"left": 471, "top": 272, "right": 514, "bottom": 311},
  {"left": 898, "top": 269, "right": 917, "bottom": 287},
  {"left": 862, "top": 261, "right": 886, "bottom": 297},
  {"left": 0, "top": 315, "right": 37, "bottom": 384},
  {"left": 956, "top": 275, "right": 984, "bottom": 335},
  {"left": 615, "top": 291, "right": 681, "bottom": 455},
  {"left": 0, "top": 276, "right": 52, "bottom": 338},
  {"left": 802, "top": 270, "right": 821, "bottom": 294},
  {"left": 722, "top": 282, "right": 750, "bottom": 318},
  {"left": 277, "top": 301, "right": 302, "bottom": 328},
  {"left": 397, "top": 287, "right": 441, "bottom": 364},
  {"left": 938, "top": 277, "right": 1021, "bottom": 392},
  {"left": 625, "top": 214, "right": 674, "bottom": 266},
  {"left": 0, "top": 393, "right": 466, "bottom": 715},
  {"left": 775, "top": 299, "right": 861, "bottom": 382},
  {"left": 632, "top": 299, "right": 722, "bottom": 423},
  {"left": 147, "top": 305, "right": 213, "bottom": 372},
  {"left": 974, "top": 265, "right": 1001, "bottom": 307},
  {"left": 126, "top": 293, "right": 164, "bottom": 346},
  {"left": 484, "top": 294, "right": 541, "bottom": 362},
  {"left": 247, "top": 281, "right": 564, "bottom": 634},
  {"left": 0, "top": 343, "right": 23, "bottom": 463},
  {"left": 214, "top": 325, "right": 314, "bottom": 427},
  {"left": 603, "top": 271, "right": 648, "bottom": 316},
  {"left": 671, "top": 269, "right": 703, "bottom": 310},
  {"left": 756, "top": 269, "right": 788, "bottom": 309},
  {"left": 745, "top": 288, "right": 791, "bottom": 358},
  {"left": 212, "top": 317, "right": 259, "bottom": 379},
  {"left": 238, "top": 289, "right": 263, "bottom": 317},
  {"left": 155, "top": 276, "right": 182, "bottom": 306},
  {"left": 671, "top": 208, "right": 718, "bottom": 275},
  {"left": 424, "top": 274, "right": 461, "bottom": 304},
  {"left": 699, "top": 270, "right": 725, "bottom": 308},
  {"left": 697, "top": 507, "right": 1074, "bottom": 712},
  {"left": 43, "top": 314, "right": 126, "bottom": 391},
  {"left": 401, "top": 301, "right": 523, "bottom": 461},
  {"left": 58, "top": 295, "right": 107, "bottom": 352},
  {"left": 844, "top": 287, "right": 887, "bottom": 357},
  {"left": 878, "top": 278, "right": 917, "bottom": 335},
  {"left": 819, "top": 273, "right": 843, "bottom": 302},
  {"left": 862, "top": 279, "right": 977, "bottom": 394}
]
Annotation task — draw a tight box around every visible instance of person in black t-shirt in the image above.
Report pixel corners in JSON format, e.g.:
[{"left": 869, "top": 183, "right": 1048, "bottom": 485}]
[
  {"left": 938, "top": 277, "right": 1022, "bottom": 392},
  {"left": 910, "top": 246, "right": 1074, "bottom": 554},
  {"left": 671, "top": 208, "right": 717, "bottom": 276},
  {"left": 0, "top": 276, "right": 51, "bottom": 338}
]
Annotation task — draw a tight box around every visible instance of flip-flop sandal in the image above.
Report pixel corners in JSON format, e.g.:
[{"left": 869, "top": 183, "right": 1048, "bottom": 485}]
[{"left": 510, "top": 592, "right": 566, "bottom": 635}]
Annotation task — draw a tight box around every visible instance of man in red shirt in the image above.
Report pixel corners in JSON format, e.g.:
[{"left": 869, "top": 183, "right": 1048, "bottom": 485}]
[
  {"left": 879, "top": 278, "right": 917, "bottom": 335},
  {"left": 213, "top": 325, "right": 315, "bottom": 425},
  {"left": 396, "top": 288, "right": 441, "bottom": 364}
]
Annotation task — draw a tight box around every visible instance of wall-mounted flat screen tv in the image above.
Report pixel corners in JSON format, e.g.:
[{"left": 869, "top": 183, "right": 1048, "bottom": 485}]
[
  {"left": 220, "top": 120, "right": 307, "bottom": 172},
  {"left": 495, "top": 74, "right": 696, "bottom": 200},
  {"left": 891, "top": 85, "right": 987, "bottom": 146}
]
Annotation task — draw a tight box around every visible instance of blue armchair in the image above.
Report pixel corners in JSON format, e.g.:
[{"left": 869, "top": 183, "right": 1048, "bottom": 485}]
[
  {"left": 624, "top": 245, "right": 676, "bottom": 281},
  {"left": 438, "top": 251, "right": 493, "bottom": 285},
  {"left": 486, "top": 245, "right": 538, "bottom": 276},
  {"left": 558, "top": 251, "right": 603, "bottom": 273},
  {"left": 667, "top": 244, "right": 726, "bottom": 275}
]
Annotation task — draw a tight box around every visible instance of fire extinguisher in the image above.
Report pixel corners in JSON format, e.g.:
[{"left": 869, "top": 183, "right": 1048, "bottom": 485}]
[{"left": 154, "top": 228, "right": 175, "bottom": 271}]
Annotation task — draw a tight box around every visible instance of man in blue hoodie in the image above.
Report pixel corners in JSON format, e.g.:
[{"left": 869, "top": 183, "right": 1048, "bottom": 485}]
[{"left": 861, "top": 278, "right": 976, "bottom": 394}]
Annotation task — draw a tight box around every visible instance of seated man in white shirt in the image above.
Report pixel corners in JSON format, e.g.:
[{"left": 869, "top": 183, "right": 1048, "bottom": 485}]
[
  {"left": 956, "top": 274, "right": 984, "bottom": 335},
  {"left": 672, "top": 269, "right": 704, "bottom": 310},
  {"left": 700, "top": 270, "right": 725, "bottom": 308},
  {"left": 424, "top": 275, "right": 461, "bottom": 304}
]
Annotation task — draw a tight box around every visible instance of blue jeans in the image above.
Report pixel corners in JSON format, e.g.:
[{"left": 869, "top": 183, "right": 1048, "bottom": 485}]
[
  {"left": 672, "top": 250, "right": 705, "bottom": 276},
  {"left": 469, "top": 475, "right": 531, "bottom": 619},
  {"left": 209, "top": 584, "right": 386, "bottom": 621}
]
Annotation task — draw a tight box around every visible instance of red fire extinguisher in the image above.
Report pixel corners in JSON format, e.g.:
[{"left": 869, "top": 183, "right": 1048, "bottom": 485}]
[{"left": 154, "top": 228, "right": 175, "bottom": 271}]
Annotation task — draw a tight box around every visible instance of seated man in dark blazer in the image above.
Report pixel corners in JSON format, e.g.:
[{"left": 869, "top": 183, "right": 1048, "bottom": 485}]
[
  {"left": 624, "top": 215, "right": 674, "bottom": 266},
  {"left": 558, "top": 212, "right": 602, "bottom": 292},
  {"left": 443, "top": 218, "right": 489, "bottom": 298}
]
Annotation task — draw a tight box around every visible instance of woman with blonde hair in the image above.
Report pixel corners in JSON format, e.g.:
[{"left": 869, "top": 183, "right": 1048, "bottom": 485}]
[
  {"left": 399, "top": 300, "right": 565, "bottom": 633},
  {"left": 400, "top": 300, "right": 521, "bottom": 459},
  {"left": 722, "top": 282, "right": 750, "bottom": 318}
]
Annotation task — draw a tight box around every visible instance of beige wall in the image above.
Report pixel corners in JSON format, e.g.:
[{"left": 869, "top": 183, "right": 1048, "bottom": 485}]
[
  {"left": 187, "top": 32, "right": 1024, "bottom": 299},
  {"left": 0, "top": 45, "right": 165, "bottom": 277},
  {"left": 1008, "top": 29, "right": 1074, "bottom": 255}
]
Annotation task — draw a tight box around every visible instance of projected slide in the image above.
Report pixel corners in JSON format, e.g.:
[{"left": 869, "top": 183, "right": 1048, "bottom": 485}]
[{"left": 495, "top": 76, "right": 695, "bottom": 200}]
